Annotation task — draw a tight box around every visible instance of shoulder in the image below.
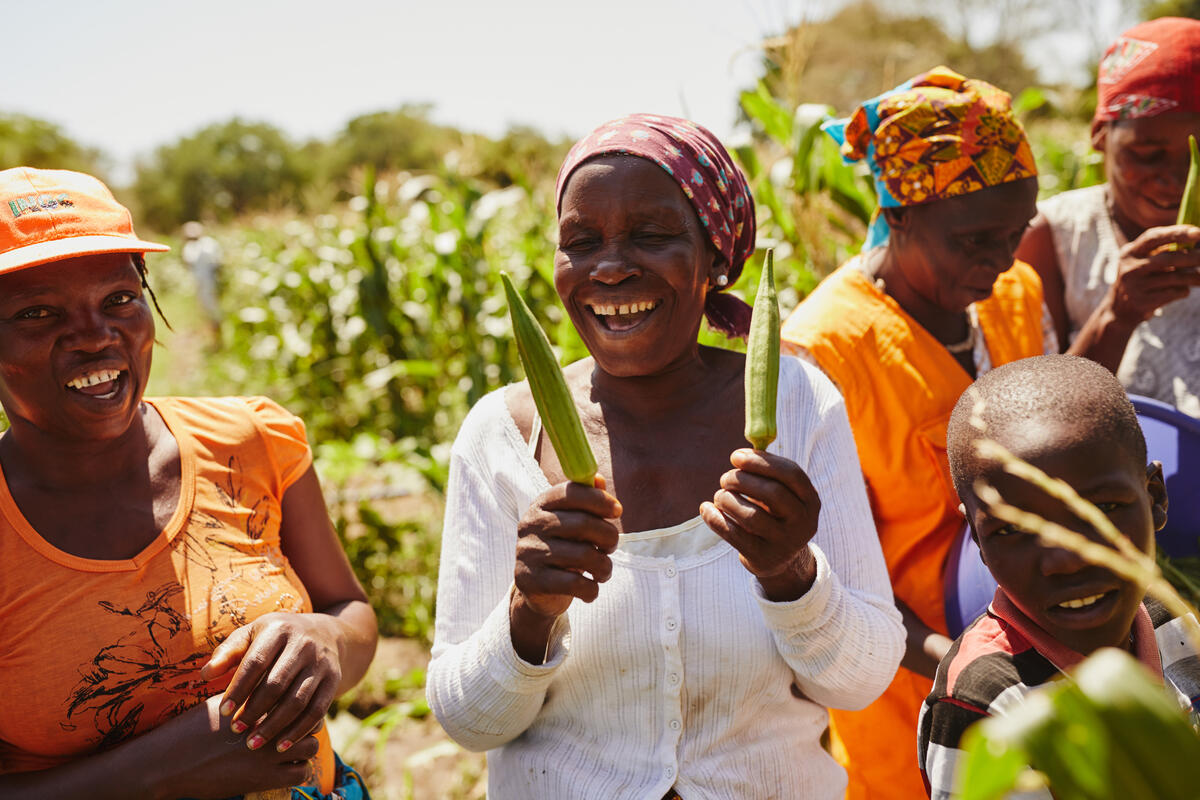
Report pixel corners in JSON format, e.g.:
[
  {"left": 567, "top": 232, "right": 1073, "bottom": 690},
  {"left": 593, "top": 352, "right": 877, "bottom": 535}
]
[
  {"left": 451, "top": 385, "right": 525, "bottom": 467},
  {"left": 935, "top": 613, "right": 1058, "bottom": 717},
  {"left": 150, "top": 396, "right": 309, "bottom": 463},
  {"left": 783, "top": 261, "right": 881, "bottom": 340},
  {"left": 1038, "top": 184, "right": 1108, "bottom": 223}
]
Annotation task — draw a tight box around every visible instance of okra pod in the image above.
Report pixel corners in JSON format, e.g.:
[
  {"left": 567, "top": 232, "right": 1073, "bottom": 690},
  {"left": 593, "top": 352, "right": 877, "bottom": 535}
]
[
  {"left": 501, "top": 271, "right": 597, "bottom": 486},
  {"left": 744, "top": 249, "right": 780, "bottom": 451}
]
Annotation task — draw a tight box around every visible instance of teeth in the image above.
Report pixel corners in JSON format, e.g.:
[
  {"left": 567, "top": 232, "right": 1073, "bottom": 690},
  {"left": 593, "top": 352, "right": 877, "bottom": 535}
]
[
  {"left": 1059, "top": 593, "right": 1106, "bottom": 609},
  {"left": 590, "top": 300, "right": 658, "bottom": 316},
  {"left": 66, "top": 369, "right": 121, "bottom": 390}
]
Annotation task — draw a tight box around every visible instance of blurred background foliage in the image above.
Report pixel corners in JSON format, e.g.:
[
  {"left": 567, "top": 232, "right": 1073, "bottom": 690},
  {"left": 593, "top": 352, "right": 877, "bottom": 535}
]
[{"left": 1, "top": 2, "right": 1194, "bottom": 793}]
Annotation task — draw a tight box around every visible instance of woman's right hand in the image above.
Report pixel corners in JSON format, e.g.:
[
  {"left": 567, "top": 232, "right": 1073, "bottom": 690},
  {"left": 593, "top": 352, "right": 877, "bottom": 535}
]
[
  {"left": 1106, "top": 224, "right": 1200, "bottom": 324},
  {"left": 151, "top": 694, "right": 320, "bottom": 800},
  {"left": 509, "top": 475, "right": 621, "bottom": 661}
]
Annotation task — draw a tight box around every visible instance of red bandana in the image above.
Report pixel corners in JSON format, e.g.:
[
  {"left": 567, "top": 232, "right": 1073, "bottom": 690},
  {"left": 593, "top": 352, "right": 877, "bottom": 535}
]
[{"left": 1096, "top": 17, "right": 1200, "bottom": 122}]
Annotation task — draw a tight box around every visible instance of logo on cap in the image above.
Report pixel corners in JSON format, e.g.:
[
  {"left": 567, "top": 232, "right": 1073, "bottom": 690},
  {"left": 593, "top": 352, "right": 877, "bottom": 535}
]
[{"left": 8, "top": 193, "right": 74, "bottom": 219}]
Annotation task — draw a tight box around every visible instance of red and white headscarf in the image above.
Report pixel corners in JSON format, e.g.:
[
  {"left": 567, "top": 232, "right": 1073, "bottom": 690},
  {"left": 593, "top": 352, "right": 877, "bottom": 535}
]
[
  {"left": 1095, "top": 16, "right": 1200, "bottom": 122},
  {"left": 555, "top": 114, "right": 757, "bottom": 338}
]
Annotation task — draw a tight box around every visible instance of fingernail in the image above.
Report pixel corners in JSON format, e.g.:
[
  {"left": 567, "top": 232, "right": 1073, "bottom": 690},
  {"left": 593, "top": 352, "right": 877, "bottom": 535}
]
[
  {"left": 277, "top": 739, "right": 292, "bottom": 753},
  {"left": 231, "top": 720, "right": 247, "bottom": 734},
  {"left": 220, "top": 700, "right": 236, "bottom": 717},
  {"left": 247, "top": 734, "right": 264, "bottom": 750}
]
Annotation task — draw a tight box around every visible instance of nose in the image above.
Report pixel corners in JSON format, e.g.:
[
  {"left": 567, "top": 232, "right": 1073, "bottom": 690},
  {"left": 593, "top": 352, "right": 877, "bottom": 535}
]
[
  {"left": 63, "top": 309, "right": 120, "bottom": 353},
  {"left": 1039, "top": 542, "right": 1090, "bottom": 577},
  {"left": 590, "top": 242, "right": 640, "bottom": 285}
]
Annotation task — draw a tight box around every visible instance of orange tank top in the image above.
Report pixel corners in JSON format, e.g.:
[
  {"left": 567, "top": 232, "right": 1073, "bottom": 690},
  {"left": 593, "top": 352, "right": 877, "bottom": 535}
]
[{"left": 0, "top": 396, "right": 335, "bottom": 794}]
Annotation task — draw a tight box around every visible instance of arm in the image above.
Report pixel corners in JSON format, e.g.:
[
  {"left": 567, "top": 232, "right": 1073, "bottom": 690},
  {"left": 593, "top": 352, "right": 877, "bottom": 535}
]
[
  {"left": 1066, "top": 225, "right": 1200, "bottom": 371},
  {"left": 200, "top": 465, "right": 378, "bottom": 751},
  {"left": 0, "top": 694, "right": 320, "bottom": 800},
  {"left": 702, "top": 364, "right": 905, "bottom": 710},
  {"left": 1015, "top": 213, "right": 1071, "bottom": 352},
  {"left": 898, "top": 598, "right": 953, "bottom": 680}
]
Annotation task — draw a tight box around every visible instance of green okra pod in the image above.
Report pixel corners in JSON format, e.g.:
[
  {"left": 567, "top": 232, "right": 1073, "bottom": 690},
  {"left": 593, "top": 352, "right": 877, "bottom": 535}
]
[
  {"left": 501, "top": 271, "right": 597, "bottom": 486},
  {"left": 744, "top": 248, "right": 780, "bottom": 451}
]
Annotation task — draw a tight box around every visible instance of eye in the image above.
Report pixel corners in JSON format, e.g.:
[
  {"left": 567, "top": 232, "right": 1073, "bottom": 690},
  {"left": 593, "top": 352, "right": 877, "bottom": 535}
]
[
  {"left": 559, "top": 234, "right": 599, "bottom": 253},
  {"left": 14, "top": 306, "right": 52, "bottom": 320},
  {"left": 107, "top": 291, "right": 137, "bottom": 307},
  {"left": 1095, "top": 501, "right": 1123, "bottom": 513},
  {"left": 1129, "top": 148, "right": 1166, "bottom": 164}
]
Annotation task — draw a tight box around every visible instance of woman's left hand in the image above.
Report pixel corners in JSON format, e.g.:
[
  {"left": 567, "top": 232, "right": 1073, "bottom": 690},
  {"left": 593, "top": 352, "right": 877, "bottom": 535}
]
[
  {"left": 199, "top": 611, "right": 343, "bottom": 753},
  {"left": 700, "top": 449, "right": 821, "bottom": 602}
]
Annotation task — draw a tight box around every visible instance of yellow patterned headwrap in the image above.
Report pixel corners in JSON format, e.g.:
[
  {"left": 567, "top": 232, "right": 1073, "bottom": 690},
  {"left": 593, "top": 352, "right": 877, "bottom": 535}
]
[{"left": 824, "top": 66, "right": 1038, "bottom": 247}]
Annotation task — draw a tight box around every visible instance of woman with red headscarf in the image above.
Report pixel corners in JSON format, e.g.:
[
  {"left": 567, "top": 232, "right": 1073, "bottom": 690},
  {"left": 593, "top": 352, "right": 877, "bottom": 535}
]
[
  {"left": 1017, "top": 17, "right": 1200, "bottom": 416},
  {"left": 426, "top": 114, "right": 903, "bottom": 799}
]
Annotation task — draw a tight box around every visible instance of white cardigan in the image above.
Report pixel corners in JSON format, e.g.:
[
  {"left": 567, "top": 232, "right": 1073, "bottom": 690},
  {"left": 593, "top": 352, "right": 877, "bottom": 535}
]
[{"left": 427, "top": 357, "right": 904, "bottom": 799}]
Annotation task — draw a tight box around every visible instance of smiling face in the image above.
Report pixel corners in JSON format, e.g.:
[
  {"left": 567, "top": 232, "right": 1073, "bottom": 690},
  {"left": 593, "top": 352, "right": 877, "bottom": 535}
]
[
  {"left": 962, "top": 416, "right": 1165, "bottom": 655},
  {"left": 885, "top": 176, "right": 1039, "bottom": 313},
  {"left": 555, "top": 155, "right": 723, "bottom": 378},
  {"left": 1095, "top": 112, "right": 1200, "bottom": 234},
  {"left": 0, "top": 252, "right": 154, "bottom": 444}
]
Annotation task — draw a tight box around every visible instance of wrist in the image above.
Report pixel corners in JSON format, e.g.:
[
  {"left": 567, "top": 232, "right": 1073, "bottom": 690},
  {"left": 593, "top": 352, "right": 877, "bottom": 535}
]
[{"left": 756, "top": 547, "right": 818, "bottom": 602}]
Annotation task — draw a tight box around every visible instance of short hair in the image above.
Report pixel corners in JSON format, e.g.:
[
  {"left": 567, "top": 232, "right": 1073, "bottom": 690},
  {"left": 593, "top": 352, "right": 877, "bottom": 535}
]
[{"left": 947, "top": 355, "right": 1147, "bottom": 496}]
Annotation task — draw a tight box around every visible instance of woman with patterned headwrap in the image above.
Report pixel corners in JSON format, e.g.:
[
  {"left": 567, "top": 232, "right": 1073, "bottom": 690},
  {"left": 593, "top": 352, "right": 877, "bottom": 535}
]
[
  {"left": 1016, "top": 17, "right": 1200, "bottom": 417},
  {"left": 426, "top": 114, "right": 904, "bottom": 799},
  {"left": 780, "top": 67, "right": 1052, "bottom": 800}
]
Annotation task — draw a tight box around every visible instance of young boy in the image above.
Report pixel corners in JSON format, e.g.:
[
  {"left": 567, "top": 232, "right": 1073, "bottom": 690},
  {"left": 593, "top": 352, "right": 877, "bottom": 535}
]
[{"left": 917, "top": 354, "right": 1200, "bottom": 799}]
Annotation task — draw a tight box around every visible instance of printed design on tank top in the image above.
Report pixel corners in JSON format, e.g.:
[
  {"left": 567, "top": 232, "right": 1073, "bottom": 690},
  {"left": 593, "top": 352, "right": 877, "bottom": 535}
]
[{"left": 57, "top": 455, "right": 303, "bottom": 748}]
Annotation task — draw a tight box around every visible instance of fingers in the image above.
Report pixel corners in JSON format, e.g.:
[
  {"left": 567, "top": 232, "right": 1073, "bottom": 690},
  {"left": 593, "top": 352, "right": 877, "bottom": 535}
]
[
  {"left": 200, "top": 624, "right": 253, "bottom": 685},
  {"left": 515, "top": 532, "right": 615, "bottom": 604},
  {"left": 1126, "top": 224, "right": 1200, "bottom": 257},
  {"left": 230, "top": 637, "right": 340, "bottom": 750},
  {"left": 724, "top": 449, "right": 820, "bottom": 514},
  {"left": 539, "top": 478, "right": 622, "bottom": 519},
  {"left": 220, "top": 627, "right": 288, "bottom": 725}
]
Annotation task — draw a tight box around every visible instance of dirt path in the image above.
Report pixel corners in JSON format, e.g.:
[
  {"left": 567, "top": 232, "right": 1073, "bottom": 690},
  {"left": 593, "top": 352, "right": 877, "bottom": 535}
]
[{"left": 330, "top": 638, "right": 487, "bottom": 800}]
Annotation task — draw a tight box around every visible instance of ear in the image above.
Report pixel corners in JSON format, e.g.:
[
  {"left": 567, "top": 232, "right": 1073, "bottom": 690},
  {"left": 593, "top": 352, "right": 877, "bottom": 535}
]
[
  {"left": 959, "top": 502, "right": 989, "bottom": 566},
  {"left": 1090, "top": 119, "right": 1109, "bottom": 154},
  {"left": 708, "top": 250, "right": 730, "bottom": 289},
  {"left": 881, "top": 206, "right": 910, "bottom": 234},
  {"left": 1147, "top": 460, "right": 1168, "bottom": 532}
]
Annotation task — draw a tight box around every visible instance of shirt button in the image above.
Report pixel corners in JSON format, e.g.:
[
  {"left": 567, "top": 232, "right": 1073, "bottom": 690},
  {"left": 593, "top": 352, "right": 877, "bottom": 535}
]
[
  {"left": 668, "top": 672, "right": 681, "bottom": 685},
  {"left": 669, "top": 719, "right": 682, "bottom": 731},
  {"left": 665, "top": 565, "right": 677, "bottom": 578},
  {"left": 665, "top": 618, "right": 678, "bottom": 631},
  {"left": 665, "top": 766, "right": 676, "bottom": 779}
]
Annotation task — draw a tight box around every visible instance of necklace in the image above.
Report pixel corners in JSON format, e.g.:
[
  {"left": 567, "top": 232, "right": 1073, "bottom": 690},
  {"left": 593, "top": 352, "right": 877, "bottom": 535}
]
[{"left": 871, "top": 273, "right": 976, "bottom": 354}]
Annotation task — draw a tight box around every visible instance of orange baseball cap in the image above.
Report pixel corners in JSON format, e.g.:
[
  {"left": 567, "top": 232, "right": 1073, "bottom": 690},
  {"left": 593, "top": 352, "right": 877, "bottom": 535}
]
[{"left": 0, "top": 167, "right": 169, "bottom": 275}]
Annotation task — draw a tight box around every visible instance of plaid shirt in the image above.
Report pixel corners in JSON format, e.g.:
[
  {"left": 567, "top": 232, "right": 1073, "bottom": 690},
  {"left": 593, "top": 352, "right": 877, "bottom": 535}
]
[{"left": 917, "top": 590, "right": 1200, "bottom": 799}]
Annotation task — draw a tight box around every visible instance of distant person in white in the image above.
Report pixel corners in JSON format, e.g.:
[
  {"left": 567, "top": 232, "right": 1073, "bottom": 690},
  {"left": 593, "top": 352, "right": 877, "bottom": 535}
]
[{"left": 181, "top": 221, "right": 223, "bottom": 337}]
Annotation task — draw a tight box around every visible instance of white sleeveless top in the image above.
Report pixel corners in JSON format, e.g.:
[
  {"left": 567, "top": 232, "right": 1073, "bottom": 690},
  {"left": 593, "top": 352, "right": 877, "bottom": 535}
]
[{"left": 1040, "top": 184, "right": 1200, "bottom": 417}]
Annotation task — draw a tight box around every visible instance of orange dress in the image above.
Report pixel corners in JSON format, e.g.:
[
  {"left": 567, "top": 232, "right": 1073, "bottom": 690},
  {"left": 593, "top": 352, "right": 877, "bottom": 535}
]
[
  {"left": 0, "top": 396, "right": 335, "bottom": 794},
  {"left": 781, "top": 261, "right": 1044, "bottom": 800}
]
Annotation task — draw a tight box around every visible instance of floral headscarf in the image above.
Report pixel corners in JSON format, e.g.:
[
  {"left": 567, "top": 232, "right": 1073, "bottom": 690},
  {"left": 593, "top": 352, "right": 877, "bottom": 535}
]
[
  {"left": 823, "top": 66, "right": 1038, "bottom": 249},
  {"left": 555, "top": 114, "right": 757, "bottom": 338},
  {"left": 1095, "top": 17, "right": 1200, "bottom": 122}
]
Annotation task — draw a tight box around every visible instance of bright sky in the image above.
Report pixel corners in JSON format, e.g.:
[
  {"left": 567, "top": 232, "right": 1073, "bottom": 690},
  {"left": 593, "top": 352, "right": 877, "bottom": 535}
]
[{"left": 8, "top": 0, "right": 1130, "bottom": 182}]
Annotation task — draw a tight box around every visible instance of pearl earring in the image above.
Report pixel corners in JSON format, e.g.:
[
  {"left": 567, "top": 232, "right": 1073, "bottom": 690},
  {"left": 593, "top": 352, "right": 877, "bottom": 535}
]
[{"left": 715, "top": 274, "right": 728, "bottom": 287}]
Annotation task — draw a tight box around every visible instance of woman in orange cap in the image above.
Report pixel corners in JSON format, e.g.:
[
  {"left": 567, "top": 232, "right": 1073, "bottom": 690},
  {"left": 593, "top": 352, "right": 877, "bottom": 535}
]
[
  {"left": 0, "top": 168, "right": 376, "bottom": 799},
  {"left": 780, "top": 67, "right": 1050, "bottom": 799},
  {"left": 1017, "top": 16, "right": 1200, "bottom": 416}
]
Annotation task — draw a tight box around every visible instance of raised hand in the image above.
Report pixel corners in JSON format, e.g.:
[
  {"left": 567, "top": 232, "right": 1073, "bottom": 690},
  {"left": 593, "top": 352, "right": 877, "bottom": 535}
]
[
  {"left": 1107, "top": 224, "right": 1200, "bottom": 324},
  {"left": 509, "top": 475, "right": 621, "bottom": 662},
  {"left": 700, "top": 449, "right": 821, "bottom": 602}
]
